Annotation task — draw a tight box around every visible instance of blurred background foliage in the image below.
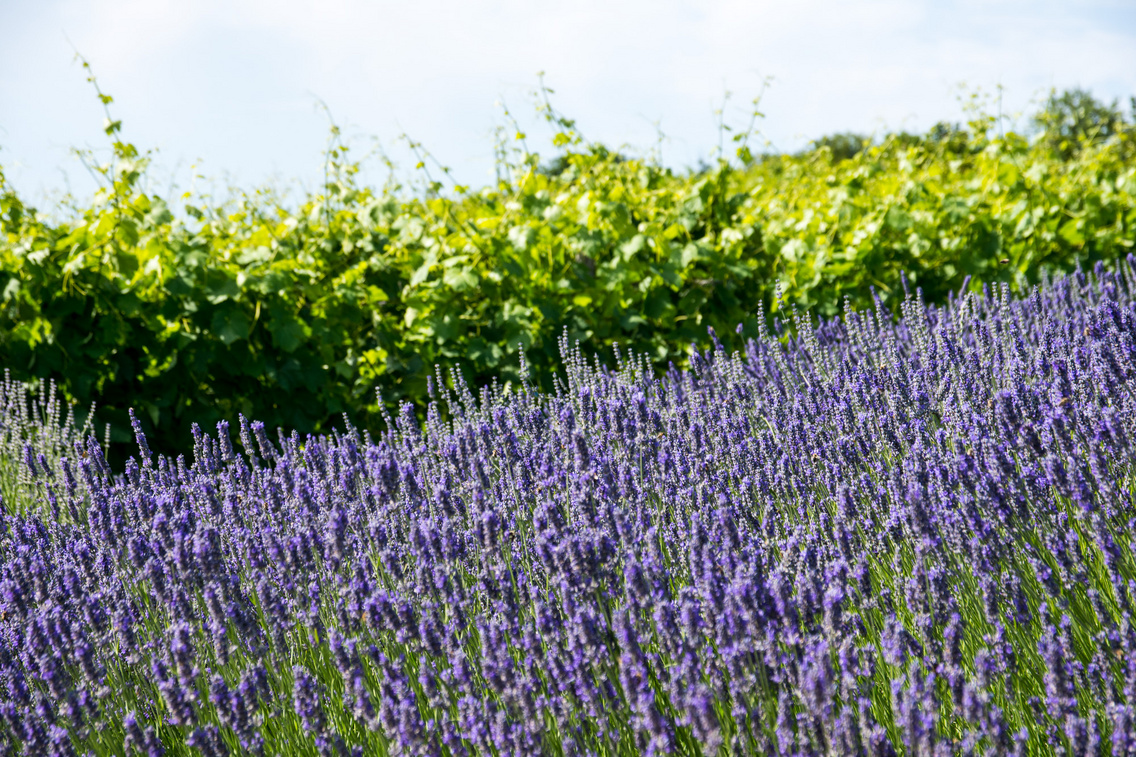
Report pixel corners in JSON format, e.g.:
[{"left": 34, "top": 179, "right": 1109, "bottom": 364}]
[{"left": 2, "top": 78, "right": 1135, "bottom": 462}]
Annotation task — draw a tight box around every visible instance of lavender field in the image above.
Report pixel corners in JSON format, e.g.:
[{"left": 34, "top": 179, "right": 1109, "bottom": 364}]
[{"left": 3, "top": 261, "right": 1136, "bottom": 756}]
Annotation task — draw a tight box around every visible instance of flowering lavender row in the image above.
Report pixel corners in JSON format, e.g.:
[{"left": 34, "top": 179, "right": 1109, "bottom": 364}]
[{"left": 4, "top": 262, "right": 1136, "bottom": 756}]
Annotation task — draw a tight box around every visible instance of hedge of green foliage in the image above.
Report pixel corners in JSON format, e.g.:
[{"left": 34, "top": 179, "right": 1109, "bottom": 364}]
[{"left": 2, "top": 88, "right": 1135, "bottom": 458}]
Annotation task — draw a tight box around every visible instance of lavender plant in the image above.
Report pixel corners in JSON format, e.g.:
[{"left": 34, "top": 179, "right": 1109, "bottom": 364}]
[
  {"left": 3, "top": 259, "right": 1136, "bottom": 755},
  {"left": 0, "top": 373, "right": 102, "bottom": 517}
]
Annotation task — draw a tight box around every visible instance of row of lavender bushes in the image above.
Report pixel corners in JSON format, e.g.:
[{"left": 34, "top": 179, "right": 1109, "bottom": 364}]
[{"left": 2, "top": 259, "right": 1136, "bottom": 756}]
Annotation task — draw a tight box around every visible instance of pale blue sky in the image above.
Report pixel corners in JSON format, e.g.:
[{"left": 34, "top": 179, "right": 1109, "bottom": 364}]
[{"left": 2, "top": 0, "right": 1134, "bottom": 208}]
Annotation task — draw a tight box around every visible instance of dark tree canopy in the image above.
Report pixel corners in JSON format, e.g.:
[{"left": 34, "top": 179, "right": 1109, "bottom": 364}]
[
  {"left": 808, "top": 131, "right": 872, "bottom": 162},
  {"left": 1033, "top": 87, "right": 1127, "bottom": 159}
]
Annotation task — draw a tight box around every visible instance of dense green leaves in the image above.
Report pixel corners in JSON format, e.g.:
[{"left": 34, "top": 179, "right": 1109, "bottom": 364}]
[{"left": 1, "top": 92, "right": 1135, "bottom": 460}]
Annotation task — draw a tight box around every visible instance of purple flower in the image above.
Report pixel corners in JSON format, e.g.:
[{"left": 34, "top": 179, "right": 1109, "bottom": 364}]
[
  {"left": 187, "top": 725, "right": 228, "bottom": 757},
  {"left": 290, "top": 665, "right": 331, "bottom": 746},
  {"left": 123, "top": 712, "right": 164, "bottom": 757}
]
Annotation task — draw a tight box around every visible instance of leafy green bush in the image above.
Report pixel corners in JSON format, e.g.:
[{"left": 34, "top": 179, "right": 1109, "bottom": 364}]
[{"left": 2, "top": 83, "right": 1134, "bottom": 460}]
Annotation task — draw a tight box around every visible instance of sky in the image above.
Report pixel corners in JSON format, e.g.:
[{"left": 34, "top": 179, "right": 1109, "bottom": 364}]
[{"left": 1, "top": 0, "right": 1134, "bottom": 209}]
